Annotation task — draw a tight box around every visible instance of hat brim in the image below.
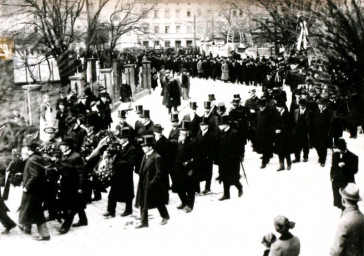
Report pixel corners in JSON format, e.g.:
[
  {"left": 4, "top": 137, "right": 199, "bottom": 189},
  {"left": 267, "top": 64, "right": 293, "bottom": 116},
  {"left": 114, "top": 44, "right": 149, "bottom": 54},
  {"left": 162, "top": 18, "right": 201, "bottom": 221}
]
[
  {"left": 141, "top": 143, "right": 154, "bottom": 147},
  {"left": 339, "top": 188, "right": 361, "bottom": 201}
]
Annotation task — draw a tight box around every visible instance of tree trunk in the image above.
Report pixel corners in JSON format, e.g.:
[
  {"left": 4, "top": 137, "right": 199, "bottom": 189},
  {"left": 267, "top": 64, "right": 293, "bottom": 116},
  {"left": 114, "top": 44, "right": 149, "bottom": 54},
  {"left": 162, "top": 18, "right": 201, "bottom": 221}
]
[{"left": 56, "top": 52, "right": 72, "bottom": 87}]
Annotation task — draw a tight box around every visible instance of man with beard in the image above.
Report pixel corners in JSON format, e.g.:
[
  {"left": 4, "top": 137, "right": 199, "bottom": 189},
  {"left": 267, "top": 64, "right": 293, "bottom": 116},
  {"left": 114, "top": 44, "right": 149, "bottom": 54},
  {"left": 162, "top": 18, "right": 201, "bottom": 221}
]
[
  {"left": 97, "top": 128, "right": 137, "bottom": 218},
  {"left": 18, "top": 140, "right": 50, "bottom": 241},
  {"left": 216, "top": 115, "right": 243, "bottom": 201},
  {"left": 182, "top": 101, "right": 201, "bottom": 139},
  {"left": 172, "top": 121, "right": 196, "bottom": 213},
  {"left": 135, "top": 135, "right": 170, "bottom": 228},
  {"left": 194, "top": 117, "right": 217, "bottom": 194},
  {"left": 254, "top": 99, "right": 275, "bottom": 169},
  {"left": 57, "top": 137, "right": 88, "bottom": 234}
]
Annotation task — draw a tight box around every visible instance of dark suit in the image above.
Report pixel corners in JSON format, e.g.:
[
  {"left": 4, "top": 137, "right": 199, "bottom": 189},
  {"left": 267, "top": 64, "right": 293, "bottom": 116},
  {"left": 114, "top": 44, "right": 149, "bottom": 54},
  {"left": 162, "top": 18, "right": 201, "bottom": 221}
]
[
  {"left": 107, "top": 143, "right": 137, "bottom": 215},
  {"left": 254, "top": 108, "right": 275, "bottom": 165},
  {"left": 183, "top": 113, "right": 201, "bottom": 139},
  {"left": 135, "top": 151, "right": 169, "bottom": 225},
  {"left": 293, "top": 108, "right": 311, "bottom": 160},
  {"left": 58, "top": 151, "right": 88, "bottom": 231},
  {"left": 330, "top": 150, "right": 358, "bottom": 209},
  {"left": 168, "top": 127, "right": 179, "bottom": 143},
  {"left": 217, "top": 128, "right": 243, "bottom": 197},
  {"left": 154, "top": 136, "right": 175, "bottom": 190}
]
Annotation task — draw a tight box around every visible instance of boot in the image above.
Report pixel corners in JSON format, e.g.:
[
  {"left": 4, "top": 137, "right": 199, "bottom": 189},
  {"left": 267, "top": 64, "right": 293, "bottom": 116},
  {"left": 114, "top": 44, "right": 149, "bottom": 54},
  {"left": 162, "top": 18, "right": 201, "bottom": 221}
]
[{"left": 276, "top": 164, "right": 285, "bottom": 172}]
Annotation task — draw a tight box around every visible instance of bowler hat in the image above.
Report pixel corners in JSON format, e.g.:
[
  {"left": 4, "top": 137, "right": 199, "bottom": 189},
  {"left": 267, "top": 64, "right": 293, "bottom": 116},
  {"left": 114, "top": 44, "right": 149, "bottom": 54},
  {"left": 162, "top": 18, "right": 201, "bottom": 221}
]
[
  {"left": 135, "top": 105, "right": 143, "bottom": 114},
  {"left": 180, "top": 120, "right": 190, "bottom": 131},
  {"left": 233, "top": 94, "right": 241, "bottom": 99},
  {"left": 170, "top": 113, "right": 179, "bottom": 122},
  {"left": 339, "top": 183, "right": 361, "bottom": 202},
  {"left": 334, "top": 138, "right": 346, "bottom": 150},
  {"left": 218, "top": 115, "right": 230, "bottom": 125},
  {"left": 141, "top": 110, "right": 150, "bottom": 119},
  {"left": 140, "top": 135, "right": 155, "bottom": 147},
  {"left": 59, "top": 137, "right": 74, "bottom": 147},
  {"left": 298, "top": 99, "right": 307, "bottom": 106},
  {"left": 208, "top": 94, "right": 216, "bottom": 101},
  {"left": 118, "top": 110, "right": 127, "bottom": 119},
  {"left": 204, "top": 101, "right": 212, "bottom": 109},
  {"left": 274, "top": 215, "right": 295, "bottom": 232},
  {"left": 189, "top": 101, "right": 198, "bottom": 110},
  {"left": 23, "top": 139, "right": 40, "bottom": 151},
  {"left": 153, "top": 124, "right": 164, "bottom": 133}
]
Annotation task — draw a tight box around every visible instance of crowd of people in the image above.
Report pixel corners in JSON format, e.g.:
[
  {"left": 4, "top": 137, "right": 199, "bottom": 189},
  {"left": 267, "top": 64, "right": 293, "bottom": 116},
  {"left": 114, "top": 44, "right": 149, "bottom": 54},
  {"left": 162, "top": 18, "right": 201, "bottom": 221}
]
[{"left": 0, "top": 50, "right": 362, "bottom": 255}]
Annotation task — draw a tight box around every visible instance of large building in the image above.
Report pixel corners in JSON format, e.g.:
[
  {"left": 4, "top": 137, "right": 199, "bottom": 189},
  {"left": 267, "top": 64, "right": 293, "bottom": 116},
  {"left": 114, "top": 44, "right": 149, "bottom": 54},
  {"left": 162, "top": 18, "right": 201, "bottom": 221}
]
[{"left": 133, "top": 0, "right": 265, "bottom": 49}]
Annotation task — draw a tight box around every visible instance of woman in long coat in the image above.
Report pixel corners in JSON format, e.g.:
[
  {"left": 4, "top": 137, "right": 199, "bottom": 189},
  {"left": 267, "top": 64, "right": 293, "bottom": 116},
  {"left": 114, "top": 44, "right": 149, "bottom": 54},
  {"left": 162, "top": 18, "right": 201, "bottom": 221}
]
[{"left": 221, "top": 60, "right": 230, "bottom": 82}]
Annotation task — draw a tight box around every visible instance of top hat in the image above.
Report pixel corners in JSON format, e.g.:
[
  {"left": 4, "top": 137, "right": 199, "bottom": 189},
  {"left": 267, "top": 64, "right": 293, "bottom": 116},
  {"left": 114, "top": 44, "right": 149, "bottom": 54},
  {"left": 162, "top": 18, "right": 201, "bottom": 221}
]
[
  {"left": 141, "top": 110, "right": 150, "bottom": 119},
  {"left": 232, "top": 98, "right": 241, "bottom": 104},
  {"left": 204, "top": 101, "right": 212, "bottom": 109},
  {"left": 23, "top": 139, "right": 40, "bottom": 151},
  {"left": 135, "top": 105, "right": 143, "bottom": 114},
  {"left": 180, "top": 120, "right": 190, "bottom": 131},
  {"left": 140, "top": 135, "right": 155, "bottom": 147},
  {"left": 189, "top": 101, "right": 198, "bottom": 110},
  {"left": 199, "top": 117, "right": 209, "bottom": 126},
  {"left": 153, "top": 124, "right": 164, "bottom": 133},
  {"left": 117, "top": 127, "right": 130, "bottom": 139},
  {"left": 118, "top": 110, "right": 127, "bottom": 119},
  {"left": 59, "top": 137, "right": 74, "bottom": 147},
  {"left": 208, "top": 94, "right": 216, "bottom": 101},
  {"left": 218, "top": 115, "right": 230, "bottom": 125},
  {"left": 276, "top": 101, "right": 286, "bottom": 108},
  {"left": 334, "top": 138, "right": 346, "bottom": 150},
  {"left": 217, "top": 102, "right": 226, "bottom": 113},
  {"left": 274, "top": 215, "right": 295, "bottom": 232},
  {"left": 339, "top": 183, "right": 362, "bottom": 202},
  {"left": 233, "top": 94, "right": 241, "bottom": 100},
  {"left": 170, "top": 113, "right": 179, "bottom": 122}
]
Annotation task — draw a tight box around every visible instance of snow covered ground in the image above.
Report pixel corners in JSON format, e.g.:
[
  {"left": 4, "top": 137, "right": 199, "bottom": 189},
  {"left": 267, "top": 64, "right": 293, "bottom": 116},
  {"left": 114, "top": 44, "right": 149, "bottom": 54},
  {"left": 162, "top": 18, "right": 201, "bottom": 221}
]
[{"left": 2, "top": 77, "right": 363, "bottom": 256}]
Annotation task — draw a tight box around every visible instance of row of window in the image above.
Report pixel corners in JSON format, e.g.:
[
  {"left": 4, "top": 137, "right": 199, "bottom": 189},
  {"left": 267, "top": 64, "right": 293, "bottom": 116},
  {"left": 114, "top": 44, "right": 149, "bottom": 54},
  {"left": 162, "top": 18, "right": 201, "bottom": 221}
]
[
  {"left": 143, "top": 40, "right": 194, "bottom": 48},
  {"left": 150, "top": 9, "right": 244, "bottom": 19},
  {"left": 149, "top": 25, "right": 193, "bottom": 34}
]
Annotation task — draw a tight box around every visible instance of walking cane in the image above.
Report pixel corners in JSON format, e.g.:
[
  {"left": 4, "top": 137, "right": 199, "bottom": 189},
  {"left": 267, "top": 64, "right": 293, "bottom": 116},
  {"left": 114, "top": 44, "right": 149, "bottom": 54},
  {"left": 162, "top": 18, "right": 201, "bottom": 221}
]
[{"left": 240, "top": 161, "right": 249, "bottom": 186}]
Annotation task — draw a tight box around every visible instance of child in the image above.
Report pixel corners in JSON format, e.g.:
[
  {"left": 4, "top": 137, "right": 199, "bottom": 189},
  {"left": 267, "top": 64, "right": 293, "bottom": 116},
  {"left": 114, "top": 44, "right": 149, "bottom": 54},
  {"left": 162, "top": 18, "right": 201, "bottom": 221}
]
[{"left": 261, "top": 232, "right": 277, "bottom": 256}]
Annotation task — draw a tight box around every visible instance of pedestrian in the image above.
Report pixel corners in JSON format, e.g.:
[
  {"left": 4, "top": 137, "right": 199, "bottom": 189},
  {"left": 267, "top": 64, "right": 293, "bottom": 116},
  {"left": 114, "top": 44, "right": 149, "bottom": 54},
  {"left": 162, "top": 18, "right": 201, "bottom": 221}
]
[
  {"left": 119, "top": 78, "right": 133, "bottom": 111},
  {"left": 216, "top": 115, "right": 243, "bottom": 200},
  {"left": 221, "top": 60, "right": 230, "bottom": 82},
  {"left": 330, "top": 183, "right": 364, "bottom": 256},
  {"left": 135, "top": 135, "right": 170, "bottom": 228},
  {"left": 181, "top": 68, "right": 190, "bottom": 100},
  {"left": 292, "top": 99, "right": 311, "bottom": 163},
  {"left": 162, "top": 72, "right": 181, "bottom": 114},
  {"left": 18, "top": 140, "right": 51, "bottom": 241},
  {"left": 168, "top": 113, "right": 180, "bottom": 143},
  {"left": 330, "top": 138, "right": 358, "bottom": 210},
  {"left": 39, "top": 93, "right": 54, "bottom": 142},
  {"left": 151, "top": 67, "right": 158, "bottom": 91},
  {"left": 182, "top": 101, "right": 202, "bottom": 139},
  {"left": 269, "top": 215, "right": 300, "bottom": 256}
]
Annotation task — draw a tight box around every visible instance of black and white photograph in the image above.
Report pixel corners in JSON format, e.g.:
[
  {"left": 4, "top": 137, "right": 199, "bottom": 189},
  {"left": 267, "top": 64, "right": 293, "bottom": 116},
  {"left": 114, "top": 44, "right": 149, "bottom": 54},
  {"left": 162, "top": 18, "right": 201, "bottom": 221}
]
[{"left": 0, "top": 0, "right": 363, "bottom": 255}]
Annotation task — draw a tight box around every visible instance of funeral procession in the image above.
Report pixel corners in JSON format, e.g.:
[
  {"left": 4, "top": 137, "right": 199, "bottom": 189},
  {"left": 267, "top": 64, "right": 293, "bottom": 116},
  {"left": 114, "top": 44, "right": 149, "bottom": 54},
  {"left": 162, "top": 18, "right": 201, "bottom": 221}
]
[{"left": 0, "top": 0, "right": 363, "bottom": 255}]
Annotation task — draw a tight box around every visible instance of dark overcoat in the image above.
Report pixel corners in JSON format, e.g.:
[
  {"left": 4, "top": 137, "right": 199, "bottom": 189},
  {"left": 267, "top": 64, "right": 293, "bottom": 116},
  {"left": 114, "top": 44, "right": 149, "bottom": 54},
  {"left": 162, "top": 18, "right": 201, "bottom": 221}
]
[
  {"left": 309, "top": 108, "right": 333, "bottom": 149},
  {"left": 154, "top": 136, "right": 175, "bottom": 190},
  {"left": 229, "top": 105, "right": 249, "bottom": 145},
  {"left": 217, "top": 128, "right": 242, "bottom": 185},
  {"left": 58, "top": 151, "right": 88, "bottom": 212},
  {"left": 330, "top": 150, "right": 358, "bottom": 208},
  {"left": 162, "top": 80, "right": 181, "bottom": 107},
  {"left": 254, "top": 108, "right": 275, "bottom": 154},
  {"left": 109, "top": 143, "right": 136, "bottom": 202},
  {"left": 273, "top": 109, "right": 295, "bottom": 155},
  {"left": 18, "top": 153, "right": 46, "bottom": 225},
  {"left": 183, "top": 113, "right": 201, "bottom": 139},
  {"left": 135, "top": 151, "right": 169, "bottom": 210}
]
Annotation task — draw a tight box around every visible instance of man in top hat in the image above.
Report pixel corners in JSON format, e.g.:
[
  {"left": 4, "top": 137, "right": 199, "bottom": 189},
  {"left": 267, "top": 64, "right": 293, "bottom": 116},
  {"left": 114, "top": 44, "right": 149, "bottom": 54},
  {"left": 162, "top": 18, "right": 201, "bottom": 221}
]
[
  {"left": 56, "top": 87, "right": 69, "bottom": 111},
  {"left": 273, "top": 101, "right": 295, "bottom": 171},
  {"left": 182, "top": 101, "right": 201, "bottom": 139},
  {"left": 153, "top": 124, "right": 175, "bottom": 191},
  {"left": 98, "top": 86, "right": 112, "bottom": 104},
  {"left": 135, "top": 135, "right": 170, "bottom": 228},
  {"left": 181, "top": 68, "right": 190, "bottom": 100},
  {"left": 91, "top": 128, "right": 137, "bottom": 218},
  {"left": 162, "top": 72, "right": 181, "bottom": 114},
  {"left": 75, "top": 93, "right": 90, "bottom": 117},
  {"left": 309, "top": 98, "right": 333, "bottom": 167},
  {"left": 330, "top": 183, "right": 364, "bottom": 256},
  {"left": 208, "top": 94, "right": 218, "bottom": 117},
  {"left": 119, "top": 78, "right": 132, "bottom": 111},
  {"left": 203, "top": 101, "right": 219, "bottom": 138},
  {"left": 134, "top": 105, "right": 144, "bottom": 132},
  {"left": 194, "top": 117, "right": 217, "bottom": 194},
  {"left": 330, "top": 138, "right": 358, "bottom": 210},
  {"left": 18, "top": 139, "right": 51, "bottom": 241},
  {"left": 56, "top": 101, "right": 70, "bottom": 139},
  {"left": 57, "top": 137, "right": 88, "bottom": 234},
  {"left": 98, "top": 92, "right": 113, "bottom": 130},
  {"left": 171, "top": 120, "right": 197, "bottom": 213},
  {"left": 169, "top": 113, "right": 180, "bottom": 143},
  {"left": 229, "top": 95, "right": 249, "bottom": 161},
  {"left": 292, "top": 98, "right": 311, "bottom": 163},
  {"left": 116, "top": 110, "right": 135, "bottom": 139},
  {"left": 216, "top": 115, "right": 243, "bottom": 200},
  {"left": 136, "top": 110, "right": 155, "bottom": 139}
]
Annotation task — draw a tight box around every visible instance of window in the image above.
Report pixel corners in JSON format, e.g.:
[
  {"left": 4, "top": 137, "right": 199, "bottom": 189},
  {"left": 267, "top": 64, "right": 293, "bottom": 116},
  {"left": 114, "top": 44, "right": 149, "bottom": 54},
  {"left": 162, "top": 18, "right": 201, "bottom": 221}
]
[
  {"left": 154, "top": 26, "right": 160, "bottom": 33},
  {"left": 165, "top": 41, "right": 170, "bottom": 47},
  {"left": 176, "top": 26, "right": 181, "bottom": 33},
  {"left": 143, "top": 25, "right": 149, "bottom": 32},
  {"left": 186, "top": 40, "right": 193, "bottom": 47},
  {"left": 154, "top": 10, "right": 159, "bottom": 18},
  {"left": 175, "top": 40, "right": 182, "bottom": 47},
  {"left": 165, "top": 26, "right": 170, "bottom": 33},
  {"left": 176, "top": 10, "right": 180, "bottom": 18},
  {"left": 187, "top": 26, "right": 192, "bottom": 33},
  {"left": 154, "top": 41, "right": 160, "bottom": 46},
  {"left": 165, "top": 9, "right": 170, "bottom": 18},
  {"left": 187, "top": 10, "right": 191, "bottom": 17},
  {"left": 143, "top": 41, "right": 149, "bottom": 47}
]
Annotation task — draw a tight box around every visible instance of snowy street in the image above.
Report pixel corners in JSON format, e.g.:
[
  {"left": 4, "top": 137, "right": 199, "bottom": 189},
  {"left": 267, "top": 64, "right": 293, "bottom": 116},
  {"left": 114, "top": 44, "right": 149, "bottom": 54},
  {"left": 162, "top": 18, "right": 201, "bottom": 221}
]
[{"left": 2, "top": 77, "right": 363, "bottom": 256}]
